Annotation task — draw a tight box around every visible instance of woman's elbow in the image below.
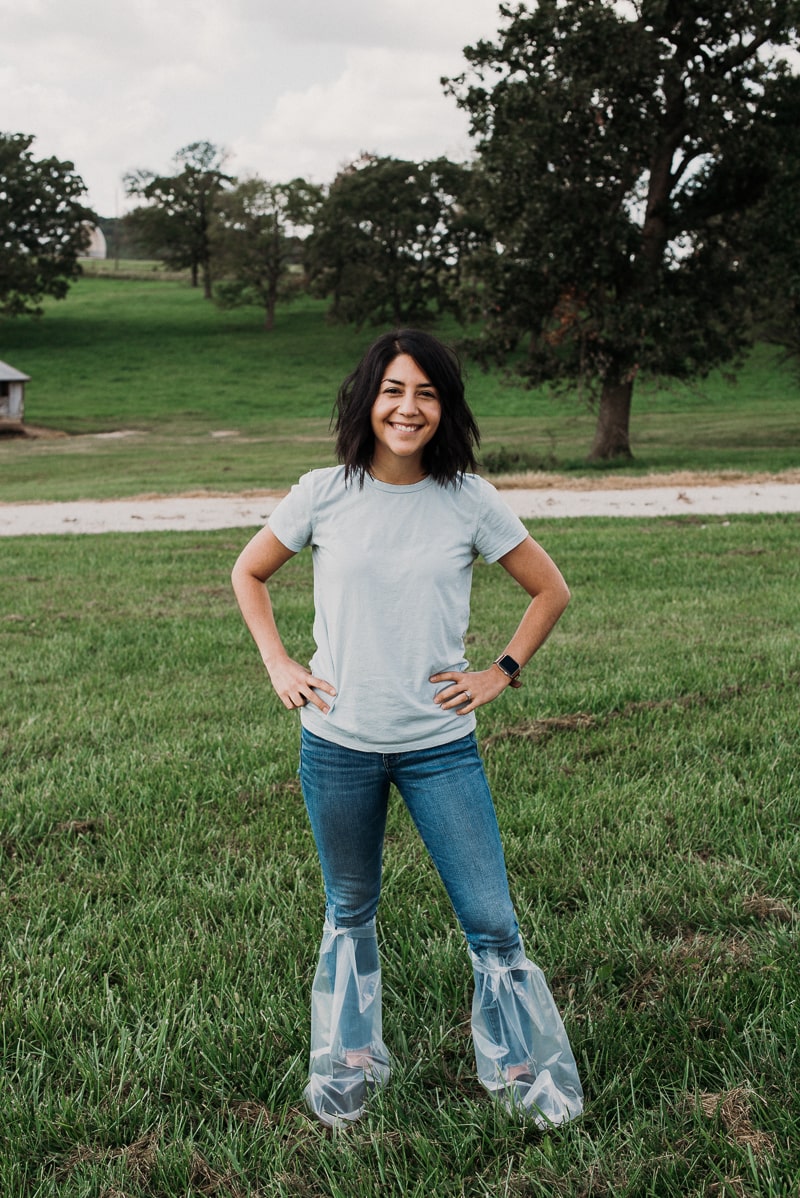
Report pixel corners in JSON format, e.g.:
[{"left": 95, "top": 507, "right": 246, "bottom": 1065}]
[{"left": 230, "top": 554, "right": 252, "bottom": 593}]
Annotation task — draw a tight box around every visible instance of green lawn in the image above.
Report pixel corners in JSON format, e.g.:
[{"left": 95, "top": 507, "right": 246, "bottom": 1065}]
[
  {"left": 1, "top": 514, "right": 797, "bottom": 1195},
  {"left": 1, "top": 277, "right": 798, "bottom": 501}
]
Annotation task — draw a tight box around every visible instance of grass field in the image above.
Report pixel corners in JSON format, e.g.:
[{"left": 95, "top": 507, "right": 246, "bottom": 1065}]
[
  {"left": 1, "top": 273, "right": 798, "bottom": 1194},
  {"left": 1, "top": 276, "right": 799, "bottom": 501},
  {"left": 1, "top": 514, "right": 798, "bottom": 1196}
]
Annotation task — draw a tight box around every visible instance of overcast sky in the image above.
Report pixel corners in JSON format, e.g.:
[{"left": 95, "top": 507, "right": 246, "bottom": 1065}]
[{"left": 1, "top": 0, "right": 506, "bottom": 218}]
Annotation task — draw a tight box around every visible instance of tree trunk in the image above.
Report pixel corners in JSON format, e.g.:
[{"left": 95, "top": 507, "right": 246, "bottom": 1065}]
[
  {"left": 587, "top": 377, "right": 634, "bottom": 461},
  {"left": 202, "top": 260, "right": 212, "bottom": 300}
]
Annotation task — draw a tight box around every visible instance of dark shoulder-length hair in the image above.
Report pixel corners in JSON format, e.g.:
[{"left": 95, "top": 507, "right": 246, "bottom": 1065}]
[{"left": 333, "top": 329, "right": 480, "bottom": 486}]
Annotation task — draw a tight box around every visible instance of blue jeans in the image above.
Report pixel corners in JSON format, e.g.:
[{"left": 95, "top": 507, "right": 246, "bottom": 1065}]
[
  {"left": 298, "top": 727, "right": 584, "bottom": 1124},
  {"left": 298, "top": 726, "right": 520, "bottom": 957}
]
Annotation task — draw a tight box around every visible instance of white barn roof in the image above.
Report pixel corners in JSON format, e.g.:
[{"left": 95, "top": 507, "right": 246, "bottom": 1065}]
[{"left": 0, "top": 360, "right": 31, "bottom": 382}]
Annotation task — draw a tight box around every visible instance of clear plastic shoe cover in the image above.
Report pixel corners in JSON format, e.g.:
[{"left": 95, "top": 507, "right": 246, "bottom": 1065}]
[
  {"left": 303, "top": 918, "right": 391, "bottom": 1128},
  {"left": 470, "top": 939, "right": 583, "bottom": 1128}
]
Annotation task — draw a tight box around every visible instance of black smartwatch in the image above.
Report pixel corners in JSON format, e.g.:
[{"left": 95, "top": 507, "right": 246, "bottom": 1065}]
[{"left": 494, "top": 653, "right": 522, "bottom": 687}]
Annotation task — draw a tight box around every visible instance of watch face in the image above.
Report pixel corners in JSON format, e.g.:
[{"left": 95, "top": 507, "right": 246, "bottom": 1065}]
[{"left": 497, "top": 654, "right": 520, "bottom": 677}]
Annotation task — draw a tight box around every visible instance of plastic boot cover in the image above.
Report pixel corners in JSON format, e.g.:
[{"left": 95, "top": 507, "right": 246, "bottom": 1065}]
[
  {"left": 303, "top": 918, "right": 390, "bottom": 1128},
  {"left": 470, "top": 940, "right": 583, "bottom": 1128}
]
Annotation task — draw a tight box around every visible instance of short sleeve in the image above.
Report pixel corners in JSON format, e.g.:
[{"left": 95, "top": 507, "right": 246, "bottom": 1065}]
[
  {"left": 268, "top": 471, "right": 314, "bottom": 552},
  {"left": 473, "top": 478, "right": 528, "bottom": 563}
]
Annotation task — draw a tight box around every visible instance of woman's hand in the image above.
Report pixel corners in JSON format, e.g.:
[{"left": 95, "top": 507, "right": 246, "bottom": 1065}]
[
  {"left": 267, "top": 656, "right": 336, "bottom": 714},
  {"left": 429, "top": 666, "right": 510, "bottom": 715},
  {"left": 232, "top": 526, "right": 336, "bottom": 715}
]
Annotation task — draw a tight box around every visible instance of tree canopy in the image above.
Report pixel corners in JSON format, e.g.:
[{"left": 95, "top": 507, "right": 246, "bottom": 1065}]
[
  {"left": 0, "top": 132, "right": 96, "bottom": 318},
  {"left": 742, "top": 72, "right": 800, "bottom": 367},
  {"left": 305, "top": 154, "right": 478, "bottom": 327},
  {"left": 213, "top": 177, "right": 323, "bottom": 329},
  {"left": 447, "top": 0, "right": 800, "bottom": 459},
  {"left": 124, "top": 141, "right": 231, "bottom": 298}
]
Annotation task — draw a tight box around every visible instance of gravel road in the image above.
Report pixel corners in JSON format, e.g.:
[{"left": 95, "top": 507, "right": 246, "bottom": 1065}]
[{"left": 1, "top": 480, "right": 799, "bottom": 536}]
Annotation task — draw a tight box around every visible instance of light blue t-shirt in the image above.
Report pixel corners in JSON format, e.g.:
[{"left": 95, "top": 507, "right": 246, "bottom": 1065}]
[{"left": 268, "top": 466, "right": 528, "bottom": 752}]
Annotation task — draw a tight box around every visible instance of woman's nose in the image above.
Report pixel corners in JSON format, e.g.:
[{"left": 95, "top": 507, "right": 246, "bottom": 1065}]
[{"left": 398, "top": 390, "right": 419, "bottom": 413}]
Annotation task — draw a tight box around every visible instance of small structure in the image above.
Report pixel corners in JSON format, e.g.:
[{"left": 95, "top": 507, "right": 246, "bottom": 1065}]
[
  {"left": 80, "top": 224, "right": 107, "bottom": 260},
  {"left": 0, "top": 359, "right": 30, "bottom": 429}
]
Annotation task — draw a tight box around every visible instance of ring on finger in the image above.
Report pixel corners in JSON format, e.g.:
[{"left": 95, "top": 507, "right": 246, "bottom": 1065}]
[{"left": 463, "top": 690, "right": 472, "bottom": 702}]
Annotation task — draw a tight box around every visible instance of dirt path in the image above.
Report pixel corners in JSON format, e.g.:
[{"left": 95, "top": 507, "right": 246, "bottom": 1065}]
[{"left": 2, "top": 474, "right": 799, "bottom": 536}]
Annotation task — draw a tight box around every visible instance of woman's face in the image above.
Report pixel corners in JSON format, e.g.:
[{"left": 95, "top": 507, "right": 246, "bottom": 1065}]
[{"left": 370, "top": 354, "right": 441, "bottom": 478}]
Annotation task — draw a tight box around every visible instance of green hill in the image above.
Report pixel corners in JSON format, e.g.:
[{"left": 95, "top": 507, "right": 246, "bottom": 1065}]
[{"left": 1, "top": 276, "right": 798, "bottom": 500}]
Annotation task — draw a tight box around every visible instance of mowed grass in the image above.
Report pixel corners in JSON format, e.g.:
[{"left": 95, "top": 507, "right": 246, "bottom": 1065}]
[
  {"left": 1, "top": 514, "right": 798, "bottom": 1196},
  {"left": 0, "top": 277, "right": 799, "bottom": 501}
]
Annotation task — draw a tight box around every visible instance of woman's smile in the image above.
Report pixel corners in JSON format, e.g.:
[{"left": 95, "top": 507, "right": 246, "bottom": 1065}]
[{"left": 388, "top": 420, "right": 423, "bottom": 432}]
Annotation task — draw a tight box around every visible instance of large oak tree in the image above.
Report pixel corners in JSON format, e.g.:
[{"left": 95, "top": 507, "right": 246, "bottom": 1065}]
[
  {"left": 447, "top": 1, "right": 800, "bottom": 459},
  {"left": 0, "top": 133, "right": 95, "bottom": 317},
  {"left": 743, "top": 73, "right": 800, "bottom": 364}
]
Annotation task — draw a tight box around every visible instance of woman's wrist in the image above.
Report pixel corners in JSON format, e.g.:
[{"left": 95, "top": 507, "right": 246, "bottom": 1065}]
[{"left": 493, "top": 653, "right": 523, "bottom": 687}]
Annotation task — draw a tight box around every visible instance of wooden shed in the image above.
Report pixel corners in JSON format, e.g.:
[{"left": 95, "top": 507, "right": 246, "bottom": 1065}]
[{"left": 0, "top": 359, "right": 30, "bottom": 429}]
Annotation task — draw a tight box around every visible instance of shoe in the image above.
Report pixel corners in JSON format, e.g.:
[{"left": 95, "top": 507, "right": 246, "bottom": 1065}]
[
  {"left": 498, "top": 1071, "right": 537, "bottom": 1115},
  {"left": 314, "top": 1076, "right": 369, "bottom": 1128},
  {"left": 306, "top": 1062, "right": 384, "bottom": 1129},
  {"left": 497, "top": 1070, "right": 581, "bottom": 1128},
  {"left": 508, "top": 1071, "right": 536, "bottom": 1087}
]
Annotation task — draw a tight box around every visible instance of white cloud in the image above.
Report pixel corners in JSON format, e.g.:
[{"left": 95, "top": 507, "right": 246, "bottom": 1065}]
[
  {"left": 0, "top": 0, "right": 503, "bottom": 215},
  {"left": 231, "top": 45, "right": 476, "bottom": 185},
  {"left": 257, "top": 0, "right": 503, "bottom": 52}
]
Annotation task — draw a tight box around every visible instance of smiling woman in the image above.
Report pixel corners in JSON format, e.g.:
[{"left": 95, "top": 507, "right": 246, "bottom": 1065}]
[
  {"left": 334, "top": 329, "right": 480, "bottom": 488},
  {"left": 230, "top": 328, "right": 583, "bottom": 1131}
]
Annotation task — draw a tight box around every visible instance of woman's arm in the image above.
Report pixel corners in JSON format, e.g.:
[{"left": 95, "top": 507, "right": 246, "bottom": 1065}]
[
  {"left": 231, "top": 525, "right": 336, "bottom": 713},
  {"left": 430, "top": 534, "right": 570, "bottom": 714}
]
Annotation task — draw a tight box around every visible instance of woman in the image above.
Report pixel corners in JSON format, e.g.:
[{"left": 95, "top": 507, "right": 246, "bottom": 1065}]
[{"left": 231, "top": 330, "right": 583, "bottom": 1129}]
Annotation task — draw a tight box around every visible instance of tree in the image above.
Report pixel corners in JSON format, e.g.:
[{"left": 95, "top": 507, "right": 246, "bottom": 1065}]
[
  {"left": 305, "top": 154, "right": 479, "bottom": 327},
  {"left": 212, "top": 177, "right": 322, "bottom": 329},
  {"left": 742, "top": 74, "right": 800, "bottom": 365},
  {"left": 446, "top": 1, "right": 800, "bottom": 460},
  {"left": 124, "top": 141, "right": 231, "bottom": 298},
  {"left": 0, "top": 132, "right": 96, "bottom": 317}
]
